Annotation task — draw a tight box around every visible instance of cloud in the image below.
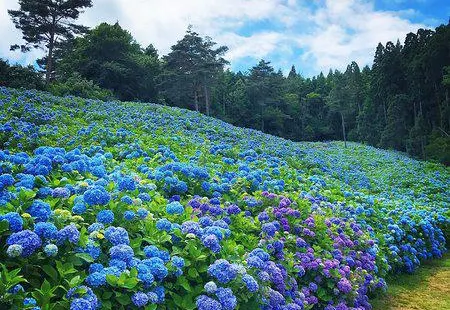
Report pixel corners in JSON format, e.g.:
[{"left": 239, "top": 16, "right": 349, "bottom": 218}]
[
  {"left": 296, "top": 0, "right": 428, "bottom": 74},
  {"left": 0, "top": 0, "right": 438, "bottom": 76}
]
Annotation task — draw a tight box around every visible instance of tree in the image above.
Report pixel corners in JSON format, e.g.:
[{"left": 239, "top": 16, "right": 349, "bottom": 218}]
[
  {"left": 0, "top": 59, "right": 44, "bottom": 90},
  {"left": 162, "top": 27, "right": 228, "bottom": 114},
  {"left": 8, "top": 0, "right": 92, "bottom": 83},
  {"left": 58, "top": 23, "right": 161, "bottom": 101}
]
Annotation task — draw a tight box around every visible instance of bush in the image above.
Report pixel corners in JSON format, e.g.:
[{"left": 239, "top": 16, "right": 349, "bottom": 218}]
[
  {"left": 0, "top": 59, "right": 44, "bottom": 90},
  {"left": 425, "top": 132, "right": 450, "bottom": 165},
  {"left": 48, "top": 73, "right": 115, "bottom": 101}
]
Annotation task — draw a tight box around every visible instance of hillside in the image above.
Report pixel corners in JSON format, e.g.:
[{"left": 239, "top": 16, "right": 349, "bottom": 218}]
[{"left": 0, "top": 87, "right": 449, "bottom": 310}]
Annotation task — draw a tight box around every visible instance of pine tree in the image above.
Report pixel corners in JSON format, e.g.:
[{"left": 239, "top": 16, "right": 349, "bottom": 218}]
[{"left": 8, "top": 0, "right": 92, "bottom": 83}]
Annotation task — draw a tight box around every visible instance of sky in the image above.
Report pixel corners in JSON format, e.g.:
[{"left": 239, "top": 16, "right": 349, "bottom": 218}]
[{"left": 0, "top": 0, "right": 449, "bottom": 77}]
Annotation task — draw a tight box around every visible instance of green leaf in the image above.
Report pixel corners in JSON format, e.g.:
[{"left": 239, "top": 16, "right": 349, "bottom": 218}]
[
  {"left": 115, "top": 293, "right": 131, "bottom": 306},
  {"left": 42, "top": 265, "right": 59, "bottom": 283},
  {"left": 106, "top": 274, "right": 118, "bottom": 286},
  {"left": 69, "top": 275, "right": 81, "bottom": 287},
  {"left": 121, "top": 277, "right": 138, "bottom": 289},
  {"left": 188, "top": 268, "right": 199, "bottom": 278},
  {"left": 0, "top": 220, "right": 9, "bottom": 233},
  {"left": 177, "top": 276, "right": 191, "bottom": 291},
  {"left": 75, "top": 253, "right": 94, "bottom": 263}
]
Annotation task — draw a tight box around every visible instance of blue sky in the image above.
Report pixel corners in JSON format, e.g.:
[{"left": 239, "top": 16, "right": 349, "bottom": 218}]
[{"left": 0, "top": 0, "right": 448, "bottom": 77}]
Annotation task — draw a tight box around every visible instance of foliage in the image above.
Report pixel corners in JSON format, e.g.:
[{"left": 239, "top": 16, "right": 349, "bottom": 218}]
[
  {"left": 48, "top": 73, "right": 114, "bottom": 101},
  {"left": 0, "top": 87, "right": 448, "bottom": 310},
  {"left": 8, "top": 0, "right": 92, "bottom": 82},
  {"left": 58, "top": 23, "right": 160, "bottom": 101},
  {"left": 0, "top": 59, "right": 44, "bottom": 90}
]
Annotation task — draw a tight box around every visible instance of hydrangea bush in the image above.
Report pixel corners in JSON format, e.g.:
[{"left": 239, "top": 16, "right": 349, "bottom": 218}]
[{"left": 0, "top": 87, "right": 449, "bottom": 309}]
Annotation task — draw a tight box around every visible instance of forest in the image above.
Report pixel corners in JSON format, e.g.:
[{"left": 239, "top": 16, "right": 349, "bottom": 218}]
[{"left": 1, "top": 1, "right": 449, "bottom": 164}]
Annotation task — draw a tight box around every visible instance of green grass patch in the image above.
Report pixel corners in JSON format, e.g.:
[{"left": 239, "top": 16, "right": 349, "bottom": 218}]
[{"left": 372, "top": 253, "right": 450, "bottom": 310}]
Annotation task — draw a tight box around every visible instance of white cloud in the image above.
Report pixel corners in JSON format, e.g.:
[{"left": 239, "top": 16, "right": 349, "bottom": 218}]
[
  {"left": 296, "top": 0, "right": 428, "bottom": 74},
  {"left": 0, "top": 0, "right": 435, "bottom": 76}
]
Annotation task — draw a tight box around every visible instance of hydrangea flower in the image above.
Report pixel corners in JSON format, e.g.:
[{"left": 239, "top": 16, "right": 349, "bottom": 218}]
[
  {"left": 208, "top": 259, "right": 238, "bottom": 284},
  {"left": 132, "top": 292, "right": 149, "bottom": 307},
  {"left": 105, "top": 226, "right": 129, "bottom": 245},
  {"left": 196, "top": 295, "right": 222, "bottom": 310},
  {"left": 204, "top": 281, "right": 218, "bottom": 294},
  {"left": 118, "top": 176, "right": 136, "bottom": 191},
  {"left": 7, "top": 244, "right": 23, "bottom": 257},
  {"left": 44, "top": 244, "right": 58, "bottom": 257},
  {"left": 27, "top": 200, "right": 52, "bottom": 222},
  {"left": 56, "top": 224, "right": 80, "bottom": 244},
  {"left": 156, "top": 218, "right": 172, "bottom": 232},
  {"left": 166, "top": 201, "right": 184, "bottom": 215},
  {"left": 96, "top": 210, "right": 114, "bottom": 224},
  {"left": 0, "top": 212, "right": 23, "bottom": 232},
  {"left": 34, "top": 222, "right": 58, "bottom": 239},
  {"left": 83, "top": 186, "right": 110, "bottom": 206},
  {"left": 7, "top": 230, "right": 41, "bottom": 257},
  {"left": 109, "top": 244, "right": 134, "bottom": 264},
  {"left": 242, "top": 274, "right": 259, "bottom": 292}
]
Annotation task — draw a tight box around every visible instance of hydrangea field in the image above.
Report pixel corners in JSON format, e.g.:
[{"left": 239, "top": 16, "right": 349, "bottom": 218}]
[{"left": 0, "top": 87, "right": 449, "bottom": 310}]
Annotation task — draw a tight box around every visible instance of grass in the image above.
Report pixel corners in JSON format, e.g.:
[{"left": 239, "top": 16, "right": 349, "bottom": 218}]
[{"left": 371, "top": 253, "right": 450, "bottom": 310}]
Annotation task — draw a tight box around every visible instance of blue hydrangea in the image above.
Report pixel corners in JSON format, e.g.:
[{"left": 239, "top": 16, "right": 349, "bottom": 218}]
[
  {"left": 146, "top": 292, "right": 158, "bottom": 304},
  {"left": 83, "top": 186, "right": 110, "bottom": 206},
  {"left": 86, "top": 271, "right": 107, "bottom": 288},
  {"left": 96, "top": 210, "right": 114, "bottom": 224},
  {"left": 118, "top": 176, "right": 136, "bottom": 191},
  {"left": 121, "top": 195, "right": 133, "bottom": 205},
  {"left": 27, "top": 200, "right": 52, "bottom": 222},
  {"left": 204, "top": 281, "right": 218, "bottom": 294},
  {"left": 52, "top": 187, "right": 71, "bottom": 198},
  {"left": 181, "top": 221, "right": 202, "bottom": 235},
  {"left": 69, "top": 298, "right": 94, "bottom": 310},
  {"left": 166, "top": 201, "right": 184, "bottom": 215},
  {"left": 0, "top": 173, "right": 14, "bottom": 190},
  {"left": 137, "top": 208, "right": 149, "bottom": 219},
  {"left": 152, "top": 286, "right": 165, "bottom": 304},
  {"left": 56, "top": 224, "right": 80, "bottom": 244},
  {"left": 156, "top": 218, "right": 172, "bottom": 232},
  {"left": 262, "top": 222, "right": 277, "bottom": 237},
  {"left": 23, "top": 297, "right": 37, "bottom": 306},
  {"left": 123, "top": 210, "right": 135, "bottom": 221},
  {"left": 37, "top": 187, "right": 52, "bottom": 198},
  {"left": 8, "top": 284, "right": 24, "bottom": 294},
  {"left": 242, "top": 274, "right": 259, "bottom": 292},
  {"left": 109, "top": 244, "right": 134, "bottom": 264},
  {"left": 72, "top": 203, "right": 86, "bottom": 215},
  {"left": 104, "top": 226, "right": 129, "bottom": 245},
  {"left": 34, "top": 222, "right": 58, "bottom": 239},
  {"left": 0, "top": 212, "right": 23, "bottom": 232},
  {"left": 132, "top": 292, "right": 149, "bottom": 307},
  {"left": 87, "top": 222, "right": 104, "bottom": 233},
  {"left": 196, "top": 295, "right": 222, "bottom": 310},
  {"left": 215, "top": 287, "right": 237, "bottom": 310},
  {"left": 208, "top": 259, "right": 238, "bottom": 284},
  {"left": 138, "top": 192, "right": 151, "bottom": 202},
  {"left": 44, "top": 244, "right": 58, "bottom": 257},
  {"left": 7, "top": 244, "right": 23, "bottom": 257},
  {"left": 89, "top": 263, "right": 104, "bottom": 274},
  {"left": 7, "top": 230, "right": 42, "bottom": 257},
  {"left": 202, "top": 234, "right": 221, "bottom": 253},
  {"left": 171, "top": 256, "right": 185, "bottom": 268},
  {"left": 142, "top": 258, "right": 168, "bottom": 280}
]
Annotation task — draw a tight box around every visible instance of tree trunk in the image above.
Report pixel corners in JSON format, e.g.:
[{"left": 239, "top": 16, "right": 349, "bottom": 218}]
[
  {"left": 341, "top": 112, "right": 347, "bottom": 148},
  {"left": 204, "top": 81, "right": 210, "bottom": 116},
  {"left": 46, "top": 33, "right": 55, "bottom": 83},
  {"left": 46, "top": 17, "right": 56, "bottom": 84},
  {"left": 260, "top": 102, "right": 264, "bottom": 132},
  {"left": 194, "top": 90, "right": 199, "bottom": 112}
]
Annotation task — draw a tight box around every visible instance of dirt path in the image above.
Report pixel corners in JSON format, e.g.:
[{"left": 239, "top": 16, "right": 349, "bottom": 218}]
[{"left": 371, "top": 253, "right": 450, "bottom": 310}]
